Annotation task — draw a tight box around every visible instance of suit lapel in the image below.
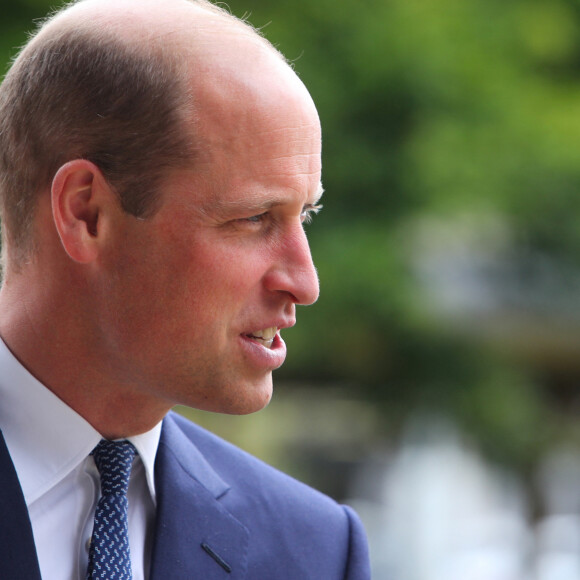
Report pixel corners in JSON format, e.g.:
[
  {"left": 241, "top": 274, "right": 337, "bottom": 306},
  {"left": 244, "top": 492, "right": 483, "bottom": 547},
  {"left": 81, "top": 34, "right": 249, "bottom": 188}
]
[
  {"left": 150, "top": 416, "right": 249, "bottom": 579},
  {"left": 0, "top": 431, "right": 42, "bottom": 580}
]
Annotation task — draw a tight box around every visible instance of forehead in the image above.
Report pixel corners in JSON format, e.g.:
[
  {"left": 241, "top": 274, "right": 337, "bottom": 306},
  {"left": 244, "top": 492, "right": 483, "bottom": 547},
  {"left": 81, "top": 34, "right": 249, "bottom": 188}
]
[
  {"left": 180, "top": 48, "right": 321, "bottom": 204},
  {"left": 158, "top": 104, "right": 321, "bottom": 220}
]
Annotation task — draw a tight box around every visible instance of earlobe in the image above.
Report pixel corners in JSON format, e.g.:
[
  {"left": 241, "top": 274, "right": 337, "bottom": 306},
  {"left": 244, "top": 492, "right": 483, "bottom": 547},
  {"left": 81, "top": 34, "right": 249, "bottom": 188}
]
[{"left": 51, "top": 160, "right": 109, "bottom": 264}]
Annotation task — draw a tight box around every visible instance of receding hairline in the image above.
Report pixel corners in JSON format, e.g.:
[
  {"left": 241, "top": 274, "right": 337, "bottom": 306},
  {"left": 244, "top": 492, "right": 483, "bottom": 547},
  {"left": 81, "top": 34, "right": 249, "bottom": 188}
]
[
  {"left": 29, "top": 0, "right": 285, "bottom": 71},
  {"left": 0, "top": 0, "right": 299, "bottom": 273}
]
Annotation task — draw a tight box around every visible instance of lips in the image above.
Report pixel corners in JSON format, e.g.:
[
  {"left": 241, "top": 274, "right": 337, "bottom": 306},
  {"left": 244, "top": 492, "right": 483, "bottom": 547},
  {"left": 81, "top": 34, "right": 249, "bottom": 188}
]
[{"left": 246, "top": 327, "right": 278, "bottom": 349}]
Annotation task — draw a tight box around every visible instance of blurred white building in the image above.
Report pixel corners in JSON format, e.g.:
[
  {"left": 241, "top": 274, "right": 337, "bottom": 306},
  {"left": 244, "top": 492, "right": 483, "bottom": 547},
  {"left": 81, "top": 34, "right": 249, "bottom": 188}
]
[{"left": 353, "top": 419, "right": 580, "bottom": 580}]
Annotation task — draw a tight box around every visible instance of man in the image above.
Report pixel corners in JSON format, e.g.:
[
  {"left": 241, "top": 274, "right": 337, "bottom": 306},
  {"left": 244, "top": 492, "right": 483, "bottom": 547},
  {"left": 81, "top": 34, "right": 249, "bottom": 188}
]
[{"left": 0, "top": 0, "right": 370, "bottom": 578}]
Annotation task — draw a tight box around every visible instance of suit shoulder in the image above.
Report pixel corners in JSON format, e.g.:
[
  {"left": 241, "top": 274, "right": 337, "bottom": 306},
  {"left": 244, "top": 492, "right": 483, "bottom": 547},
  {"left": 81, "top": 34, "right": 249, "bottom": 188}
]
[
  {"left": 167, "top": 411, "right": 335, "bottom": 506},
  {"left": 165, "top": 411, "right": 362, "bottom": 537},
  {"left": 163, "top": 411, "right": 371, "bottom": 579}
]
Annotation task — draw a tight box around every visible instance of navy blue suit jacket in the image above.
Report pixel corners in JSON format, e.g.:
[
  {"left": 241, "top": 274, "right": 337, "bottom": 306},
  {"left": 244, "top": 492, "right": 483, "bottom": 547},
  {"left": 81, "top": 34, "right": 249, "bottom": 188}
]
[{"left": 0, "top": 411, "right": 370, "bottom": 579}]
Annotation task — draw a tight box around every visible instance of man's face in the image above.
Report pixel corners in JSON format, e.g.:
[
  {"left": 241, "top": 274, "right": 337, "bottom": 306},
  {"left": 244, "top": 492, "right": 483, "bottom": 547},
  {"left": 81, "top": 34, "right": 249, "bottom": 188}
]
[{"left": 97, "top": 58, "right": 322, "bottom": 414}]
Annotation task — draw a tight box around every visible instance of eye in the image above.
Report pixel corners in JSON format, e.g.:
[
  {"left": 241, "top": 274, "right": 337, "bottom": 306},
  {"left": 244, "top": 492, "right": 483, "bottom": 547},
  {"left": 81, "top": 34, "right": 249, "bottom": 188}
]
[
  {"left": 245, "top": 213, "right": 266, "bottom": 223},
  {"left": 234, "top": 211, "right": 269, "bottom": 227},
  {"left": 243, "top": 212, "right": 267, "bottom": 223},
  {"left": 301, "top": 203, "right": 323, "bottom": 225}
]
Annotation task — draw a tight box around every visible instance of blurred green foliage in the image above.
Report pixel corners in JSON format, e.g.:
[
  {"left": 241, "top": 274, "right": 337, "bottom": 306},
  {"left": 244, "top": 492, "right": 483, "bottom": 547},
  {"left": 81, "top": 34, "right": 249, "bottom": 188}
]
[{"left": 3, "top": 0, "right": 580, "bottom": 470}]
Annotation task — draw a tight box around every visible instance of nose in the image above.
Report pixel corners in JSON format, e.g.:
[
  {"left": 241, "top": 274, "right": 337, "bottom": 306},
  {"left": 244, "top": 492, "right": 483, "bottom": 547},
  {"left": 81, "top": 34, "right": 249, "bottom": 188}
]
[{"left": 264, "top": 224, "right": 320, "bottom": 305}]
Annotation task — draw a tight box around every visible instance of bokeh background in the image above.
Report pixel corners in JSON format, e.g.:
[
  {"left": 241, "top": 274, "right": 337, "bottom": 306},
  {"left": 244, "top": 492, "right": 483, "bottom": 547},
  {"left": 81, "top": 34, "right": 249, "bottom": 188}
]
[{"left": 5, "top": 0, "right": 580, "bottom": 577}]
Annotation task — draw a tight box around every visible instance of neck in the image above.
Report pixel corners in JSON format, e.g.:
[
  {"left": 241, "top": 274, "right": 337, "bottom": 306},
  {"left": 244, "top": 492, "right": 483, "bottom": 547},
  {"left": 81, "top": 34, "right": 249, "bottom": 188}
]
[{"left": 0, "top": 274, "right": 171, "bottom": 439}]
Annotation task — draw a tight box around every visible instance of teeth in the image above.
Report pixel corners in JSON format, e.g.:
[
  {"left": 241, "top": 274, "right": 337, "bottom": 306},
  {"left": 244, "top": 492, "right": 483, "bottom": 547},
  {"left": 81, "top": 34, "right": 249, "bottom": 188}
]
[
  {"left": 248, "top": 327, "right": 278, "bottom": 348},
  {"left": 253, "top": 327, "right": 277, "bottom": 339}
]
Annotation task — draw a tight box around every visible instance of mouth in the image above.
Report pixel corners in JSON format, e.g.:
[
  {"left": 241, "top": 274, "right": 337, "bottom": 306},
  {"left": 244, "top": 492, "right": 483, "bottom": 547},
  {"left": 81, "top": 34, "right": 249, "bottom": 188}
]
[{"left": 245, "top": 327, "right": 278, "bottom": 349}]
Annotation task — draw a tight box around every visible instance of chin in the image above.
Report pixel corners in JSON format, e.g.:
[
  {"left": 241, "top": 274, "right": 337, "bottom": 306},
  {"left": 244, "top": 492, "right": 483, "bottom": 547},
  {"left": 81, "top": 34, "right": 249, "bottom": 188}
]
[
  {"left": 223, "top": 382, "right": 274, "bottom": 416},
  {"left": 185, "top": 376, "right": 274, "bottom": 415}
]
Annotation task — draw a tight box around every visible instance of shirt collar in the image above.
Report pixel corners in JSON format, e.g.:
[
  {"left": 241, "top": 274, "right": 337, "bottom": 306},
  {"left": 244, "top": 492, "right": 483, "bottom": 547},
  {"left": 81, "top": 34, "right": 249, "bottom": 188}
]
[
  {"left": 127, "top": 423, "right": 162, "bottom": 504},
  {"left": 0, "top": 337, "right": 161, "bottom": 505}
]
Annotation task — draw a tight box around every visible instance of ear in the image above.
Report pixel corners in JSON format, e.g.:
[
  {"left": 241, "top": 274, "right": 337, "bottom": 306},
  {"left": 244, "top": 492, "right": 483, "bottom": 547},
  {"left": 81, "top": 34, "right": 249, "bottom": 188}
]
[{"left": 51, "top": 160, "right": 117, "bottom": 263}]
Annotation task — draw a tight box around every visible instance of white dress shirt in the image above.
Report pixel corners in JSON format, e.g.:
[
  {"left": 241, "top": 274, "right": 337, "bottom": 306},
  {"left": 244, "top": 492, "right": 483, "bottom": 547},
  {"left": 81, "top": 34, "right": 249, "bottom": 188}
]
[{"left": 0, "top": 337, "right": 161, "bottom": 580}]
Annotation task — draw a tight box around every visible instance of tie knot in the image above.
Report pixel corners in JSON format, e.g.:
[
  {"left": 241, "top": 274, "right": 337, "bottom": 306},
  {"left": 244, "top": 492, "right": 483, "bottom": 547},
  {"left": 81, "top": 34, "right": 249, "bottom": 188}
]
[{"left": 91, "top": 439, "right": 136, "bottom": 496}]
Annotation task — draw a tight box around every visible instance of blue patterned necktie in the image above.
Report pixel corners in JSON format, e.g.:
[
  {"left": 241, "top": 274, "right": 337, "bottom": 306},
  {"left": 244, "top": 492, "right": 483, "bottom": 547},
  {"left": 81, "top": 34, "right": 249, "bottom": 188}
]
[{"left": 87, "top": 439, "right": 136, "bottom": 580}]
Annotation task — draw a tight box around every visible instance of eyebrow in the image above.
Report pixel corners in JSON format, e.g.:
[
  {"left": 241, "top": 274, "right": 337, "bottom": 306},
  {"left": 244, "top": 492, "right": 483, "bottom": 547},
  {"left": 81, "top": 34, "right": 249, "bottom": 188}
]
[
  {"left": 204, "top": 182, "right": 325, "bottom": 216},
  {"left": 312, "top": 182, "right": 325, "bottom": 205}
]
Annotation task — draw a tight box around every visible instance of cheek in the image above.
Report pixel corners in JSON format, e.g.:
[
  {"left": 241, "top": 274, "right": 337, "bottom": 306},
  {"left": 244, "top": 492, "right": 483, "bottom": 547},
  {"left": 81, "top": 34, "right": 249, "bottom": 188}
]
[
  {"left": 191, "top": 239, "right": 270, "bottom": 296},
  {"left": 136, "top": 223, "right": 273, "bottom": 326}
]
